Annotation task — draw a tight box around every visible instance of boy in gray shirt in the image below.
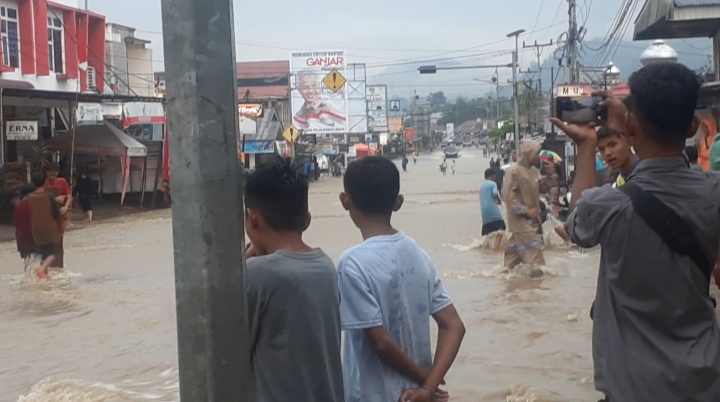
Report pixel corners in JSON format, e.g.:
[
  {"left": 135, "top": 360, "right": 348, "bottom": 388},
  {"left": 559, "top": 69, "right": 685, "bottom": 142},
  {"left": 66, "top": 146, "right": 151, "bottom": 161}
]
[{"left": 244, "top": 157, "right": 344, "bottom": 402}]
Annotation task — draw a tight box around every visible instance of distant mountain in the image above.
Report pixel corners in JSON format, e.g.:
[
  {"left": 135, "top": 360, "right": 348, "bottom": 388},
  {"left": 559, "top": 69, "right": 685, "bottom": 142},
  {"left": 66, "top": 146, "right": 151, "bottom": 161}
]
[{"left": 374, "top": 38, "right": 712, "bottom": 102}]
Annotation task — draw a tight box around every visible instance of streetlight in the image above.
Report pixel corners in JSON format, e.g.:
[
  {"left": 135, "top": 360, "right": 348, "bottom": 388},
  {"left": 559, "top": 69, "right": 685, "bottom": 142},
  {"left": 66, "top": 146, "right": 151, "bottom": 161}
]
[
  {"left": 507, "top": 29, "right": 525, "bottom": 152},
  {"left": 418, "top": 63, "right": 514, "bottom": 74}
]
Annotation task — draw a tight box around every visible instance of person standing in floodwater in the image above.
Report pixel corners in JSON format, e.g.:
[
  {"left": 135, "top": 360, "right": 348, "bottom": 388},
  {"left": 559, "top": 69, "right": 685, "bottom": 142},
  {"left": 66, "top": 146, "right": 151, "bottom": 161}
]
[
  {"left": 502, "top": 140, "right": 556, "bottom": 269},
  {"left": 27, "top": 172, "right": 62, "bottom": 279},
  {"left": 44, "top": 162, "right": 71, "bottom": 268}
]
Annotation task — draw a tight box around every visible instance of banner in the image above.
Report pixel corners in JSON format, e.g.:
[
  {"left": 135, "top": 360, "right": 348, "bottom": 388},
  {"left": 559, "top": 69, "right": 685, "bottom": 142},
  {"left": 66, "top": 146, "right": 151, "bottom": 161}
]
[
  {"left": 446, "top": 123, "right": 454, "bottom": 136},
  {"left": 290, "top": 51, "right": 347, "bottom": 134},
  {"left": 238, "top": 104, "right": 263, "bottom": 119},
  {"left": 77, "top": 103, "right": 104, "bottom": 125},
  {"left": 404, "top": 128, "right": 415, "bottom": 143},
  {"left": 244, "top": 140, "right": 275, "bottom": 154},
  {"left": 6, "top": 120, "right": 38, "bottom": 141},
  {"left": 366, "top": 85, "right": 388, "bottom": 133}
]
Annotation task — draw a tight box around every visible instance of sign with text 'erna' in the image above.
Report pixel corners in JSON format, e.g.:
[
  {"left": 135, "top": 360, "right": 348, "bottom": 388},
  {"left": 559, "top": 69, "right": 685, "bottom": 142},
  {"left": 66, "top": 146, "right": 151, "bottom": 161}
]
[{"left": 6, "top": 120, "right": 38, "bottom": 141}]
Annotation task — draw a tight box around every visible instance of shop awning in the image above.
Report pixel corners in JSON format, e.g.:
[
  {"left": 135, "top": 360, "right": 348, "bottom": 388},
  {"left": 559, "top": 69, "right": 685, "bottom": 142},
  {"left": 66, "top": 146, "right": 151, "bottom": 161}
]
[
  {"left": 44, "top": 121, "right": 147, "bottom": 158},
  {"left": 634, "top": 0, "right": 720, "bottom": 40}
]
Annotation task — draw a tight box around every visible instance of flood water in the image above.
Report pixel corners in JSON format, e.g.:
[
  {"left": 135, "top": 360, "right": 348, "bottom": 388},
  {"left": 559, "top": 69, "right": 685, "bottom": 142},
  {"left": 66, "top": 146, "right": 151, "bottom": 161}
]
[{"left": 1, "top": 147, "right": 687, "bottom": 401}]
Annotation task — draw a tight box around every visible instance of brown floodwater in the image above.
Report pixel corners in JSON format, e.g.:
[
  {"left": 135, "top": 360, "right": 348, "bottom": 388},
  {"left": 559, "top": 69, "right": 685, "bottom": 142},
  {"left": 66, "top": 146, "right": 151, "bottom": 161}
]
[{"left": 3, "top": 147, "right": 706, "bottom": 402}]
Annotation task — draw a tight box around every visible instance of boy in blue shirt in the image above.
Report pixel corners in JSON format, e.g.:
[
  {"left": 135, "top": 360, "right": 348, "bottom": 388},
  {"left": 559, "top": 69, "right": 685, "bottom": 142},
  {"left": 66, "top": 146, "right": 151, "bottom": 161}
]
[
  {"left": 480, "top": 168, "right": 506, "bottom": 235},
  {"left": 337, "top": 156, "right": 466, "bottom": 402}
]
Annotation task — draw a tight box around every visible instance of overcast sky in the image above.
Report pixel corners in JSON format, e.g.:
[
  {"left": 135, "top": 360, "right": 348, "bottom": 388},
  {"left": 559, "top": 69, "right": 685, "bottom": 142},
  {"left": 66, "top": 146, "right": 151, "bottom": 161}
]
[{"left": 85, "top": 0, "right": 652, "bottom": 98}]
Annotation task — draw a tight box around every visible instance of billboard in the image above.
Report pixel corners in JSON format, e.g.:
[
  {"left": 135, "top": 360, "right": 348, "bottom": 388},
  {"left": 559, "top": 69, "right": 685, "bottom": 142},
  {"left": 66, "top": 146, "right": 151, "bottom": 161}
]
[
  {"left": 404, "top": 128, "right": 415, "bottom": 143},
  {"left": 290, "top": 51, "right": 347, "bottom": 134},
  {"left": 366, "top": 85, "right": 388, "bottom": 133},
  {"left": 446, "top": 123, "right": 454, "bottom": 136}
]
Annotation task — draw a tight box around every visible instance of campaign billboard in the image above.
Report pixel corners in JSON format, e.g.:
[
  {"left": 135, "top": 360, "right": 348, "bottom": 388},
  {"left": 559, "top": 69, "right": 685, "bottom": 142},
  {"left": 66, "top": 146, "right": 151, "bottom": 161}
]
[
  {"left": 366, "top": 85, "right": 388, "bottom": 133},
  {"left": 290, "top": 51, "right": 348, "bottom": 134}
]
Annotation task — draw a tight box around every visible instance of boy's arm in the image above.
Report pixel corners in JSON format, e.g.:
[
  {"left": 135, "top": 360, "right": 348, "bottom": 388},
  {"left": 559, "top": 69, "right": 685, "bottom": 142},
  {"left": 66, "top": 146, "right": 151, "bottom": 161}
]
[
  {"left": 423, "top": 266, "right": 465, "bottom": 393},
  {"left": 423, "top": 305, "right": 465, "bottom": 393},
  {"left": 365, "top": 327, "right": 430, "bottom": 384}
]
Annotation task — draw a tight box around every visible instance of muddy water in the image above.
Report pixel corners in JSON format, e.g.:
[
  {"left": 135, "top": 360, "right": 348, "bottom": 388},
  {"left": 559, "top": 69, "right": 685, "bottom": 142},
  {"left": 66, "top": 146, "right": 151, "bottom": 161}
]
[{"left": 2, "top": 147, "right": 613, "bottom": 401}]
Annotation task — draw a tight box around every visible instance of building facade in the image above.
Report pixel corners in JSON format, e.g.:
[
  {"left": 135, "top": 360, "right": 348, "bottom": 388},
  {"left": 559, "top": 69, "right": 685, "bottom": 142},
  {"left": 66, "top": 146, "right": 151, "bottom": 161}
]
[
  {"left": 0, "top": 0, "right": 105, "bottom": 92},
  {"left": 105, "top": 22, "right": 153, "bottom": 96}
]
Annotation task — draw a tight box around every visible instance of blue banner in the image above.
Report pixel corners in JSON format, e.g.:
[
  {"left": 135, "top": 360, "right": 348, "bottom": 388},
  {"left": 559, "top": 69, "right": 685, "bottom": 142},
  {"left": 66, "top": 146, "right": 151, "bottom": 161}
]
[{"left": 244, "top": 140, "right": 275, "bottom": 154}]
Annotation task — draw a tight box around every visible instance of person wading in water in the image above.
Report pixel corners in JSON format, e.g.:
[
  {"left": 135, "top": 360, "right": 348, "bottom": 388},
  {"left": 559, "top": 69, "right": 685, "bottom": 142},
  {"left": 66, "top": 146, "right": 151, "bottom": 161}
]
[{"left": 44, "top": 162, "right": 71, "bottom": 268}]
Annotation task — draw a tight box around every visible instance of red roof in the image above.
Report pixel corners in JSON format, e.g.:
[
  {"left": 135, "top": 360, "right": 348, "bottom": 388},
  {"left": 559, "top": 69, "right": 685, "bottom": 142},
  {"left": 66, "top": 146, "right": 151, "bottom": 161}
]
[
  {"left": 238, "top": 86, "right": 288, "bottom": 100},
  {"left": 236, "top": 61, "right": 289, "bottom": 79}
]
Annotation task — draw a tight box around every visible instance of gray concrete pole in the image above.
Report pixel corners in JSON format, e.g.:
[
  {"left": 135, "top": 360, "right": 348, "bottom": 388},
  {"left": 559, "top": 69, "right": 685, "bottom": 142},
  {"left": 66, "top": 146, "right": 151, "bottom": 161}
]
[{"left": 160, "top": 0, "right": 251, "bottom": 401}]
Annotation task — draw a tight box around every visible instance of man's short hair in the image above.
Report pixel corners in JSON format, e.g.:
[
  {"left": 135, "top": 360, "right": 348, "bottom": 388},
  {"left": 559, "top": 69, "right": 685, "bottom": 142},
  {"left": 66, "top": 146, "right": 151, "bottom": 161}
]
[
  {"left": 31, "top": 172, "right": 46, "bottom": 187},
  {"left": 685, "top": 145, "right": 699, "bottom": 163},
  {"left": 597, "top": 126, "right": 622, "bottom": 140},
  {"left": 502, "top": 158, "right": 509, "bottom": 164},
  {"left": 46, "top": 161, "right": 59, "bottom": 172},
  {"left": 20, "top": 183, "right": 35, "bottom": 196},
  {"left": 484, "top": 168, "right": 495, "bottom": 179},
  {"left": 627, "top": 63, "right": 700, "bottom": 145},
  {"left": 244, "top": 156, "right": 309, "bottom": 232},
  {"left": 344, "top": 156, "right": 399, "bottom": 215}
]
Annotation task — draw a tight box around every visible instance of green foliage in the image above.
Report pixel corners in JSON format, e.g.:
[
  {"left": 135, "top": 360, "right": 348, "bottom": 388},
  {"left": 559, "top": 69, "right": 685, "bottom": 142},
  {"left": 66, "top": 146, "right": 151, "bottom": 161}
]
[
  {"left": 23, "top": 142, "right": 51, "bottom": 173},
  {"left": 437, "top": 96, "right": 512, "bottom": 126}
]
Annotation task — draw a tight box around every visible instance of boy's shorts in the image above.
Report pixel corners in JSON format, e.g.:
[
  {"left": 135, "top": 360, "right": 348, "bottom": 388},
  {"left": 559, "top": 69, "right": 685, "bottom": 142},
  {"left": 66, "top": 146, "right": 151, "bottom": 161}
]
[{"left": 37, "top": 245, "right": 56, "bottom": 260}]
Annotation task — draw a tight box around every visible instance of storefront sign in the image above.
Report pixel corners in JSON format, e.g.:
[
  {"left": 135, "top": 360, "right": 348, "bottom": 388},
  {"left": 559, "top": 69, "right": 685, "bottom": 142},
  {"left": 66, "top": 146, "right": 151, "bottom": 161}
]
[
  {"left": 238, "top": 103, "right": 264, "bottom": 119},
  {"left": 77, "top": 103, "right": 104, "bottom": 125},
  {"left": 6, "top": 120, "right": 38, "bottom": 141},
  {"left": 243, "top": 140, "right": 275, "bottom": 154}
]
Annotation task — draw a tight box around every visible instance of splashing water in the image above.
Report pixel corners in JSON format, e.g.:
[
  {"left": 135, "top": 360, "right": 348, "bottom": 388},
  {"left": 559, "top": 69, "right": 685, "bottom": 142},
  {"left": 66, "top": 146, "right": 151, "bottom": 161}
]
[{"left": 505, "top": 384, "right": 561, "bottom": 402}]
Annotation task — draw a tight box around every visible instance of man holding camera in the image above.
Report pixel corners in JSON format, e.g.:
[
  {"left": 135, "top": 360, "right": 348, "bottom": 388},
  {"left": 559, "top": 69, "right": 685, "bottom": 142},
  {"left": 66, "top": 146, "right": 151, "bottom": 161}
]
[{"left": 552, "top": 63, "right": 720, "bottom": 401}]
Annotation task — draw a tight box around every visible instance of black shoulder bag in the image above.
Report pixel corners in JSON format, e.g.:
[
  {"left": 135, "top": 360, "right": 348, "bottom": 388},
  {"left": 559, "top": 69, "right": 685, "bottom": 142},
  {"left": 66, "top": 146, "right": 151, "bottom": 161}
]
[{"left": 618, "top": 182, "right": 716, "bottom": 306}]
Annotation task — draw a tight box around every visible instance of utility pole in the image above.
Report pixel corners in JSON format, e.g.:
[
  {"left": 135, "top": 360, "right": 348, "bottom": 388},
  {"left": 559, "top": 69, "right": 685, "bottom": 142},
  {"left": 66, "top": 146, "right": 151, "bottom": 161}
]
[
  {"left": 522, "top": 40, "right": 553, "bottom": 96},
  {"left": 566, "top": 0, "right": 579, "bottom": 84},
  {"left": 507, "top": 29, "right": 524, "bottom": 152},
  {"left": 160, "top": 0, "right": 251, "bottom": 401}
]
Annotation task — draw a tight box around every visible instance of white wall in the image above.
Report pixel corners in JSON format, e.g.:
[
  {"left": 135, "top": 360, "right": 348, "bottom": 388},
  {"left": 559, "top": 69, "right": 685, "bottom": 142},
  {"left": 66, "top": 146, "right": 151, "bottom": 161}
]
[{"left": 127, "top": 46, "right": 153, "bottom": 96}]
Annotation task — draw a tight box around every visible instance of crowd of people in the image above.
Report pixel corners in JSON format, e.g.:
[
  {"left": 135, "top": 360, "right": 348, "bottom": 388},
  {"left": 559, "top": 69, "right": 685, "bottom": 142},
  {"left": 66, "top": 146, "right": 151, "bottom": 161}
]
[
  {"left": 478, "top": 62, "right": 720, "bottom": 402},
  {"left": 243, "top": 155, "right": 465, "bottom": 402},
  {"left": 11, "top": 162, "right": 98, "bottom": 279},
  {"left": 238, "top": 62, "right": 720, "bottom": 402},
  {"left": 13, "top": 63, "right": 720, "bottom": 402}
]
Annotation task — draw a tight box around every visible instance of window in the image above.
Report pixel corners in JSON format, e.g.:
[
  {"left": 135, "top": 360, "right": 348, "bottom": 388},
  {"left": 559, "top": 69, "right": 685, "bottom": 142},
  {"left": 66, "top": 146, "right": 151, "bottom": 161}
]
[
  {"left": 48, "top": 17, "right": 63, "bottom": 74},
  {"left": 1, "top": 6, "right": 19, "bottom": 68}
]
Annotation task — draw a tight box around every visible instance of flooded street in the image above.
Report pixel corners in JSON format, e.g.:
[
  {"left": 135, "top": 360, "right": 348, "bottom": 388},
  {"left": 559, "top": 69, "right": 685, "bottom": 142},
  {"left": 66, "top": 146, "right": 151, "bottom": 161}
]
[{"left": 3, "top": 147, "right": 609, "bottom": 401}]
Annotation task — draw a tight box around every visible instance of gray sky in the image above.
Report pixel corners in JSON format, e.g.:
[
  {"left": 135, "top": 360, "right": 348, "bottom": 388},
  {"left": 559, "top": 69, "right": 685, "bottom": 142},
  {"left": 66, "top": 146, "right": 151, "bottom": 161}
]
[{"left": 87, "top": 0, "right": 648, "bottom": 98}]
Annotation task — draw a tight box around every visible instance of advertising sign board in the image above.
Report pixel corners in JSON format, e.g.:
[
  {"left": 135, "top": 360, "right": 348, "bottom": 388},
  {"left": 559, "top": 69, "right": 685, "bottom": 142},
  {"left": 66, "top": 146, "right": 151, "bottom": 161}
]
[
  {"left": 366, "top": 85, "right": 388, "bottom": 133},
  {"left": 290, "top": 51, "right": 347, "bottom": 134}
]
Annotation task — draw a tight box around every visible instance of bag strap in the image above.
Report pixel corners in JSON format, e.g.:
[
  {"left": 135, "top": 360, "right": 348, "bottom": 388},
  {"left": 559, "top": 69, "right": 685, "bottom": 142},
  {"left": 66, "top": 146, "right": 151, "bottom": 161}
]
[{"left": 619, "top": 182, "right": 714, "bottom": 285}]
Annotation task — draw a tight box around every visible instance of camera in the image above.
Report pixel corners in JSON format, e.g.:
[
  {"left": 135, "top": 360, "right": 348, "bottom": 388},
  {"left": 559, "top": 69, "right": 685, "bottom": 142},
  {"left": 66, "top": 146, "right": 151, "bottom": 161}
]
[{"left": 554, "top": 95, "right": 607, "bottom": 124}]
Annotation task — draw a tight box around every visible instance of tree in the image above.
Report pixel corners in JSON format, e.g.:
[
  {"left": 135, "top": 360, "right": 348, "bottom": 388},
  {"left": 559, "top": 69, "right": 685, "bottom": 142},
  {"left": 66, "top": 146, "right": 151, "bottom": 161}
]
[{"left": 428, "top": 91, "right": 447, "bottom": 108}]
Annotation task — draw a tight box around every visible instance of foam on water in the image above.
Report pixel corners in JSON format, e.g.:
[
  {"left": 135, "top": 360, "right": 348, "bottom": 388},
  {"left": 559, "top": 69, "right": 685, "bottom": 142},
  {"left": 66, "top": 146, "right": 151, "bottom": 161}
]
[
  {"left": 17, "top": 366, "right": 180, "bottom": 402},
  {"left": 505, "top": 384, "right": 561, "bottom": 402}
]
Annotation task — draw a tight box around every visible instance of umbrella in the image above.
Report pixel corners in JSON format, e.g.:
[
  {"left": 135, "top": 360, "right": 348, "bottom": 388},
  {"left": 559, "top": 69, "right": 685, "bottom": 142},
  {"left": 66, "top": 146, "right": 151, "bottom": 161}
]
[{"left": 540, "top": 149, "right": 563, "bottom": 162}]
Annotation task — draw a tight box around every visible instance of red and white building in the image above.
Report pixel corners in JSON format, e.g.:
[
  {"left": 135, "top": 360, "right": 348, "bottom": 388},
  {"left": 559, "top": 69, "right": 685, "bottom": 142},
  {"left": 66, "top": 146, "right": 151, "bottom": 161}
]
[{"left": 0, "top": 0, "right": 105, "bottom": 92}]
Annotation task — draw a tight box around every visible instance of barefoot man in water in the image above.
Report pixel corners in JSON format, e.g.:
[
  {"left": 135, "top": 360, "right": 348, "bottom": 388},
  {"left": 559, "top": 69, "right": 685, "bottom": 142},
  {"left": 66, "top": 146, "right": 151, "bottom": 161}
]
[{"left": 27, "top": 172, "right": 62, "bottom": 279}]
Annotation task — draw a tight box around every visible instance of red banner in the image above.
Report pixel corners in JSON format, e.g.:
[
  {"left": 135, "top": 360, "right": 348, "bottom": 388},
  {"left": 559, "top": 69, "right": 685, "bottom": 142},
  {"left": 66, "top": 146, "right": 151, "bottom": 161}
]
[{"left": 404, "top": 128, "right": 415, "bottom": 143}]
